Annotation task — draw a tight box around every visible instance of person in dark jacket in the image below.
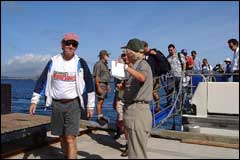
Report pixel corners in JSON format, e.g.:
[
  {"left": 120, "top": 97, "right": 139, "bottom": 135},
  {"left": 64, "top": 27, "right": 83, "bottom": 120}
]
[{"left": 143, "top": 41, "right": 161, "bottom": 113}]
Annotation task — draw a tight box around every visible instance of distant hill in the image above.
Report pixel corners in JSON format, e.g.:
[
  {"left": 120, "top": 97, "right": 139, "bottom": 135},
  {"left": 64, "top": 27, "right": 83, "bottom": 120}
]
[{"left": 1, "top": 76, "right": 39, "bottom": 80}]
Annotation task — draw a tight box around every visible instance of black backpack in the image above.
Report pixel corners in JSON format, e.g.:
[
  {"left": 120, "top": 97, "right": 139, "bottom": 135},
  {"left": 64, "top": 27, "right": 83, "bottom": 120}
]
[{"left": 151, "top": 48, "right": 171, "bottom": 76}]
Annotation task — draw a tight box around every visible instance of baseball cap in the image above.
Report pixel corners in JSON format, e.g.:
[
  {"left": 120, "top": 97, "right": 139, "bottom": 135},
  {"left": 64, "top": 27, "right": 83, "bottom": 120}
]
[
  {"left": 224, "top": 58, "right": 231, "bottom": 62},
  {"left": 121, "top": 38, "right": 144, "bottom": 53},
  {"left": 181, "top": 49, "right": 188, "bottom": 55},
  {"left": 63, "top": 32, "right": 79, "bottom": 42},
  {"left": 98, "top": 50, "right": 110, "bottom": 57}
]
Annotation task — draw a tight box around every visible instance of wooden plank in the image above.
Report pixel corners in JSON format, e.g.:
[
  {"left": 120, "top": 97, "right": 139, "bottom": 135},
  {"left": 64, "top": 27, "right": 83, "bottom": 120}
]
[
  {"left": 1, "top": 113, "right": 51, "bottom": 143},
  {"left": 1, "top": 113, "right": 50, "bottom": 134},
  {"left": 181, "top": 139, "right": 239, "bottom": 149},
  {"left": 182, "top": 114, "right": 239, "bottom": 130},
  {"left": 151, "top": 128, "right": 239, "bottom": 144}
]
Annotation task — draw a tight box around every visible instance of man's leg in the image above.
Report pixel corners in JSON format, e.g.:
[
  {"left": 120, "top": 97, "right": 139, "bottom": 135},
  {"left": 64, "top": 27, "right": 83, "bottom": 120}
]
[
  {"left": 166, "top": 77, "right": 174, "bottom": 107},
  {"left": 96, "top": 82, "right": 107, "bottom": 117},
  {"left": 120, "top": 128, "right": 128, "bottom": 157},
  {"left": 123, "top": 104, "right": 152, "bottom": 159},
  {"left": 60, "top": 136, "right": 67, "bottom": 158},
  {"left": 65, "top": 135, "right": 77, "bottom": 159},
  {"left": 115, "top": 100, "right": 124, "bottom": 139},
  {"left": 153, "top": 78, "right": 160, "bottom": 113},
  {"left": 153, "top": 91, "right": 160, "bottom": 113},
  {"left": 97, "top": 97, "right": 104, "bottom": 116},
  {"left": 97, "top": 97, "right": 109, "bottom": 126},
  {"left": 63, "top": 99, "right": 81, "bottom": 159}
]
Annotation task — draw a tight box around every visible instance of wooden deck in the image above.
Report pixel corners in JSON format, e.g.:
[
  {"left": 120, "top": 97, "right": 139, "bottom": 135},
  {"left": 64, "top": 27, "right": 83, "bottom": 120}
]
[{"left": 1, "top": 113, "right": 50, "bottom": 143}]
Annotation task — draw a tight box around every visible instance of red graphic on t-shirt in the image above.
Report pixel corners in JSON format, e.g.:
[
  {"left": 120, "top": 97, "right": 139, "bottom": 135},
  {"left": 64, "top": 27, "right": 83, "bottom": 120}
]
[{"left": 53, "top": 71, "right": 76, "bottom": 81}]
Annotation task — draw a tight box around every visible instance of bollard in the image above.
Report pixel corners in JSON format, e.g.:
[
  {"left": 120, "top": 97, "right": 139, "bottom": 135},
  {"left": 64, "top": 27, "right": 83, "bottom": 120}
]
[{"left": 1, "top": 84, "right": 12, "bottom": 114}]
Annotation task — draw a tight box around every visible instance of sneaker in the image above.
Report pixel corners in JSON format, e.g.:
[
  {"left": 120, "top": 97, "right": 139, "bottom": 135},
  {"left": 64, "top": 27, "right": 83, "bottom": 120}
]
[{"left": 97, "top": 116, "right": 109, "bottom": 126}]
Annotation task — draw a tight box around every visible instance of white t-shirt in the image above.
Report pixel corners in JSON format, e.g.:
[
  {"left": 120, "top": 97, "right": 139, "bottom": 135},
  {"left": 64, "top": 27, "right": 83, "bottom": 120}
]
[
  {"left": 232, "top": 47, "right": 239, "bottom": 72},
  {"left": 202, "top": 64, "right": 212, "bottom": 74},
  {"left": 52, "top": 56, "right": 78, "bottom": 99}
]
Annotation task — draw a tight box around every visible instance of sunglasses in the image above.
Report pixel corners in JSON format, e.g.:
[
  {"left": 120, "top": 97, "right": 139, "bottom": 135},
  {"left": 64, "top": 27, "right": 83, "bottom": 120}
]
[
  {"left": 121, "top": 53, "right": 126, "bottom": 58},
  {"left": 64, "top": 40, "right": 78, "bottom": 48}
]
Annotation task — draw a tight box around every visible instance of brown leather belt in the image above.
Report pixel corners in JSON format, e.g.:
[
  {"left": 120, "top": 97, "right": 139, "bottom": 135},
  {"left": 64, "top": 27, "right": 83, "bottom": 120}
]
[{"left": 53, "top": 97, "right": 78, "bottom": 103}]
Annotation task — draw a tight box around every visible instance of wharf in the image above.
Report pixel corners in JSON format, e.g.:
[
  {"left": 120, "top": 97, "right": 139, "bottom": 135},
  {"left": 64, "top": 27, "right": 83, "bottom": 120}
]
[
  {"left": 1, "top": 113, "right": 239, "bottom": 159},
  {"left": 4, "top": 129, "right": 239, "bottom": 159}
]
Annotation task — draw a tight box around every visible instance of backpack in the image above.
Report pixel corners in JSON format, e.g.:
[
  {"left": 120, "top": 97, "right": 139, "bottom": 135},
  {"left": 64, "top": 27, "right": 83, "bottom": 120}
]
[
  {"left": 151, "top": 48, "right": 171, "bottom": 76},
  {"left": 213, "top": 64, "right": 224, "bottom": 73},
  {"left": 185, "top": 55, "right": 194, "bottom": 70}
]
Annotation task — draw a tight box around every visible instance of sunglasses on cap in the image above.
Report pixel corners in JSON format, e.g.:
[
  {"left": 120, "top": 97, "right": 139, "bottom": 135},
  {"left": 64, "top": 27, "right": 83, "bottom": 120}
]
[{"left": 63, "top": 40, "right": 78, "bottom": 48}]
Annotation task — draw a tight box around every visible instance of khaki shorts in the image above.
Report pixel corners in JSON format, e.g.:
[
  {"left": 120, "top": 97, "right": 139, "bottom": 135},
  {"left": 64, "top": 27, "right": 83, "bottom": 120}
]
[{"left": 96, "top": 82, "right": 108, "bottom": 99}]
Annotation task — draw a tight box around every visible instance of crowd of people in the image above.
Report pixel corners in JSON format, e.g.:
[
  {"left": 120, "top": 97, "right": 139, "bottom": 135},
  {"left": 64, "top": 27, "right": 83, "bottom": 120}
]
[{"left": 29, "top": 33, "right": 239, "bottom": 159}]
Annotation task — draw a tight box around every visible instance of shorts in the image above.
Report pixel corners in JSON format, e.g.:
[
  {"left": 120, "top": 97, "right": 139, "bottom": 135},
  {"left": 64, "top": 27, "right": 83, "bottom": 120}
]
[
  {"left": 51, "top": 98, "right": 81, "bottom": 136},
  {"left": 96, "top": 82, "right": 108, "bottom": 99}
]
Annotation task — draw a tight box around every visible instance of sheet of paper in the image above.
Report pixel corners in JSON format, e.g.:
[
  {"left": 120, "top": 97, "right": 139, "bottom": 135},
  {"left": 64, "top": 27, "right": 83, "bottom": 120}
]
[{"left": 111, "top": 61, "right": 125, "bottom": 80}]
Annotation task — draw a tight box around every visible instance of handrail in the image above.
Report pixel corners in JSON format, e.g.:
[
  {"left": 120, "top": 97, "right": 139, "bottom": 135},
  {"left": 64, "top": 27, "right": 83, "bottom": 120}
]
[
  {"left": 151, "top": 73, "right": 184, "bottom": 128},
  {"left": 151, "top": 71, "right": 239, "bottom": 129}
]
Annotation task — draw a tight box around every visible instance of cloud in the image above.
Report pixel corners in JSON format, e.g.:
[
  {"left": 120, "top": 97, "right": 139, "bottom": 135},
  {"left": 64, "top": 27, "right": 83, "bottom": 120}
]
[
  {"left": 1, "top": 1, "right": 25, "bottom": 12},
  {"left": 1, "top": 54, "right": 96, "bottom": 78},
  {"left": 2, "top": 54, "right": 51, "bottom": 78}
]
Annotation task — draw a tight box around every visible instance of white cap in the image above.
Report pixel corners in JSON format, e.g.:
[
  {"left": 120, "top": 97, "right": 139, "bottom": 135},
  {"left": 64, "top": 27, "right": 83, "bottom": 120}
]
[{"left": 224, "top": 58, "right": 231, "bottom": 62}]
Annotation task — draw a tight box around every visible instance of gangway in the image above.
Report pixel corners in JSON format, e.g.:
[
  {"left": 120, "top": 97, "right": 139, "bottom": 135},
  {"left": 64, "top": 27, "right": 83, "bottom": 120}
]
[{"left": 151, "top": 71, "right": 239, "bottom": 131}]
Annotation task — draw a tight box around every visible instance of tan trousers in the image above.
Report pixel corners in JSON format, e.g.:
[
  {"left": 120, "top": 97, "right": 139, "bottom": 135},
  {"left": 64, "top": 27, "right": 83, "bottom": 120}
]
[{"left": 123, "top": 103, "right": 152, "bottom": 159}]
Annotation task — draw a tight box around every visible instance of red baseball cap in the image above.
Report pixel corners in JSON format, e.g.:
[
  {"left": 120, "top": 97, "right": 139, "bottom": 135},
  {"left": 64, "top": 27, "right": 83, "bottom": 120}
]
[{"left": 63, "top": 32, "right": 79, "bottom": 42}]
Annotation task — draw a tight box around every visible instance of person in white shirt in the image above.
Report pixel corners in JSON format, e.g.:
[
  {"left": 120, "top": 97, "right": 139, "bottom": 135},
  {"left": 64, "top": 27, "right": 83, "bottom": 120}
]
[
  {"left": 228, "top": 38, "right": 239, "bottom": 82},
  {"left": 29, "top": 33, "right": 95, "bottom": 159},
  {"left": 201, "top": 58, "right": 213, "bottom": 74},
  {"left": 191, "top": 50, "right": 202, "bottom": 72}
]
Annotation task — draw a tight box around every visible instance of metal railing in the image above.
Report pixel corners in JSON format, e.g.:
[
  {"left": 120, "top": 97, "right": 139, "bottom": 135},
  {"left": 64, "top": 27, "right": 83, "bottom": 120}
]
[
  {"left": 151, "top": 71, "right": 239, "bottom": 129},
  {"left": 151, "top": 73, "right": 184, "bottom": 128}
]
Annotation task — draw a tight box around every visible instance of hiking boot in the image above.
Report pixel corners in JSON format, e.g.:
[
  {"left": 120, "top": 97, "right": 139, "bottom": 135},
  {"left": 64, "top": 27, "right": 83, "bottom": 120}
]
[
  {"left": 154, "top": 106, "right": 161, "bottom": 114},
  {"left": 114, "top": 132, "right": 121, "bottom": 140},
  {"left": 121, "top": 145, "right": 128, "bottom": 157},
  {"left": 97, "top": 116, "right": 109, "bottom": 126},
  {"left": 114, "top": 129, "right": 121, "bottom": 139}
]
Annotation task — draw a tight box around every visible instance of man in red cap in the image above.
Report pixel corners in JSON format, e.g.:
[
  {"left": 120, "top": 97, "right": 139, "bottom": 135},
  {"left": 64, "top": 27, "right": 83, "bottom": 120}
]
[{"left": 29, "top": 33, "right": 95, "bottom": 159}]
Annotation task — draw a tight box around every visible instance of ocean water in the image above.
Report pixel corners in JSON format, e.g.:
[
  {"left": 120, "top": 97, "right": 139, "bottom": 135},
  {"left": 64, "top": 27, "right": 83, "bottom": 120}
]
[{"left": 1, "top": 79, "right": 182, "bottom": 130}]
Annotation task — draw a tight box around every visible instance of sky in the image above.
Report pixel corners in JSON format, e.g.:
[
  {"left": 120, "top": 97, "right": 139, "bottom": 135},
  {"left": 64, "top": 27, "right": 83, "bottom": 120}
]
[{"left": 1, "top": 1, "right": 239, "bottom": 77}]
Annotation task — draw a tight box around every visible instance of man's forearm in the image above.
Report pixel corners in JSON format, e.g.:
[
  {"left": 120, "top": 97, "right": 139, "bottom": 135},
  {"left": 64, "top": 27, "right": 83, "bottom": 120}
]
[
  {"left": 95, "top": 77, "right": 101, "bottom": 89},
  {"left": 126, "top": 67, "right": 146, "bottom": 82}
]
